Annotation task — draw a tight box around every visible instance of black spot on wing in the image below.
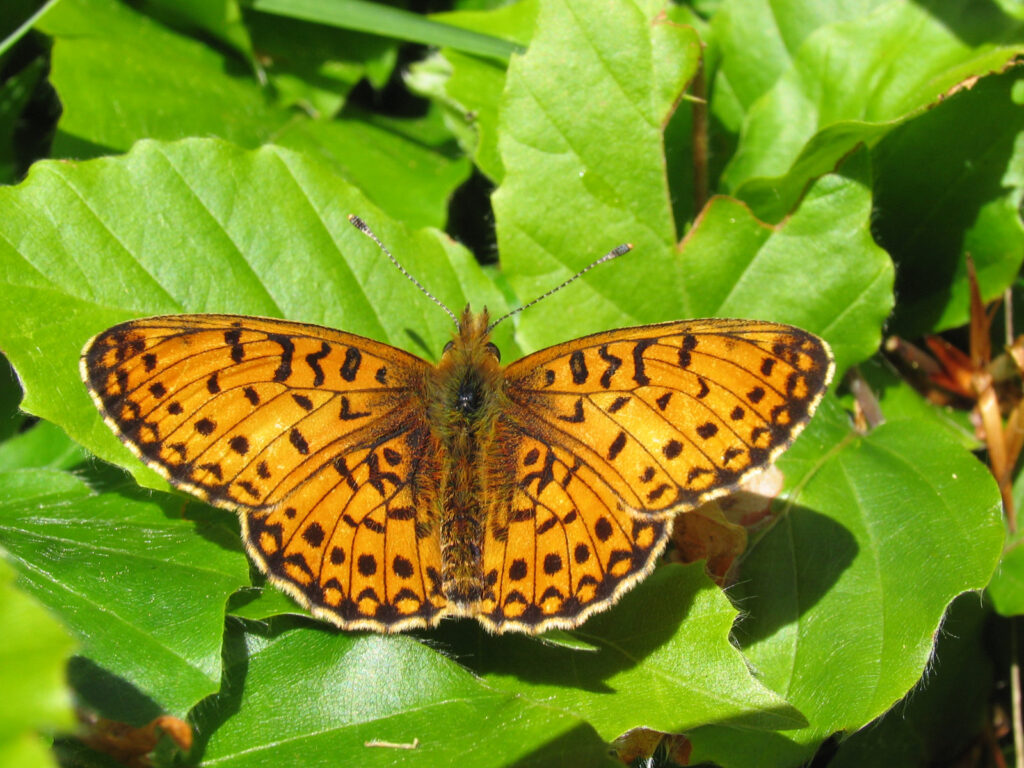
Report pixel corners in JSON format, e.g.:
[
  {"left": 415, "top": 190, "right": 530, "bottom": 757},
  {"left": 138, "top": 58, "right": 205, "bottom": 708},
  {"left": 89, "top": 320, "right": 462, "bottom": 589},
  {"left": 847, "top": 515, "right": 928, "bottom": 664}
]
[
  {"left": 569, "top": 350, "right": 588, "bottom": 384},
  {"left": 340, "top": 347, "right": 362, "bottom": 382},
  {"left": 267, "top": 334, "right": 294, "bottom": 382},
  {"left": 305, "top": 341, "right": 330, "bottom": 386},
  {"left": 632, "top": 338, "right": 656, "bottom": 386},
  {"left": 598, "top": 345, "right": 621, "bottom": 388}
]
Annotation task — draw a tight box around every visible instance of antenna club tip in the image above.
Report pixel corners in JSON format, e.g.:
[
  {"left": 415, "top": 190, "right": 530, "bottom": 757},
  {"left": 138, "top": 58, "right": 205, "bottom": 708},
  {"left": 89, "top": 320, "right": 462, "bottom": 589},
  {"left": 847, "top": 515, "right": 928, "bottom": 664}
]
[{"left": 348, "top": 214, "right": 368, "bottom": 231}]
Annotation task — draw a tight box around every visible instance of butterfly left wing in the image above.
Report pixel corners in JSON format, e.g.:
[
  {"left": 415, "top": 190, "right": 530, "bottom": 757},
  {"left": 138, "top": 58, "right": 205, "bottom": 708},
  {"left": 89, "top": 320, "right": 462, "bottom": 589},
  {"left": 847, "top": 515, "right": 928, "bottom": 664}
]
[
  {"left": 81, "top": 314, "right": 448, "bottom": 631},
  {"left": 478, "top": 318, "right": 833, "bottom": 632}
]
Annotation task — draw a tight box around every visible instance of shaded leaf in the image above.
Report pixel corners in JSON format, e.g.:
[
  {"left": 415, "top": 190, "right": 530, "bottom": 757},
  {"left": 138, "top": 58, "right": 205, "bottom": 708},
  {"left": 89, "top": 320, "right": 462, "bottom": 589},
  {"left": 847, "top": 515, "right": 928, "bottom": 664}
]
[
  {"left": 689, "top": 401, "right": 1004, "bottom": 766},
  {"left": 874, "top": 67, "right": 1024, "bottom": 337},
  {"left": 36, "top": 0, "right": 465, "bottom": 229},
  {"left": 0, "top": 556, "right": 75, "bottom": 768},
  {"left": 720, "top": 0, "right": 1024, "bottom": 222},
  {"left": 191, "top": 619, "right": 617, "bottom": 767},
  {"left": 0, "top": 468, "right": 249, "bottom": 717}
]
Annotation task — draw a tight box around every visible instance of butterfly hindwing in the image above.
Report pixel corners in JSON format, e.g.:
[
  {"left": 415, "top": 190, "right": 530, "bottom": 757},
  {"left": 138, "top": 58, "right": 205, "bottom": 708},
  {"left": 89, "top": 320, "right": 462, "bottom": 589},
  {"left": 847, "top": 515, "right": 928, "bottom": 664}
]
[{"left": 479, "top": 428, "right": 670, "bottom": 633}]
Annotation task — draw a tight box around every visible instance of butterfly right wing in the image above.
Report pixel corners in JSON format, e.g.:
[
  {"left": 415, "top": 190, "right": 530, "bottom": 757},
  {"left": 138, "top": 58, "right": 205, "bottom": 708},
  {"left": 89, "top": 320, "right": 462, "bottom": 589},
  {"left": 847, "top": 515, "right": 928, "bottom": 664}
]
[
  {"left": 82, "top": 314, "right": 448, "bottom": 631},
  {"left": 476, "top": 318, "right": 832, "bottom": 633}
]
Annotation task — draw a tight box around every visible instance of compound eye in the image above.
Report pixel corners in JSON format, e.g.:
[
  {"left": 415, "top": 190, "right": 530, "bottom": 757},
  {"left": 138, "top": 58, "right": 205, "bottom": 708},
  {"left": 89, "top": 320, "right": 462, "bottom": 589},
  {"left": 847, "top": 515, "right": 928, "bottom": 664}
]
[
  {"left": 485, "top": 342, "right": 501, "bottom": 362},
  {"left": 443, "top": 340, "right": 454, "bottom": 354}
]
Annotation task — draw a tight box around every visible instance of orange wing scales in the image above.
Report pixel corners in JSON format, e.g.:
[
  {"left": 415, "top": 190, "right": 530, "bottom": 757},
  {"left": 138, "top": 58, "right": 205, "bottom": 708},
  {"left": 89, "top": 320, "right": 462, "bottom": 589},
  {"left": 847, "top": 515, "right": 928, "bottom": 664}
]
[
  {"left": 82, "top": 310, "right": 832, "bottom": 634},
  {"left": 505, "top": 319, "right": 834, "bottom": 516},
  {"left": 478, "top": 431, "right": 669, "bottom": 632},
  {"left": 83, "top": 314, "right": 446, "bottom": 632}
]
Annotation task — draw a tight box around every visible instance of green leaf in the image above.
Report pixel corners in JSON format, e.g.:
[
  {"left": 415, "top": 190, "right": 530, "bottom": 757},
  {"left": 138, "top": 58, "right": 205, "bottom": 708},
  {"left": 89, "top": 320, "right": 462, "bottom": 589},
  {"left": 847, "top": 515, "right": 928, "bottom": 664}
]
[
  {"left": 874, "top": 67, "right": 1024, "bottom": 337},
  {"left": 719, "top": 0, "right": 1024, "bottom": 221},
  {"left": 827, "top": 593, "right": 991, "bottom": 768},
  {"left": 135, "top": 0, "right": 254, "bottom": 59},
  {"left": 689, "top": 402, "right": 1005, "bottom": 766},
  {"left": 410, "top": 0, "right": 539, "bottom": 180},
  {"left": 191, "top": 619, "right": 617, "bottom": 767},
  {"left": 246, "top": 9, "right": 398, "bottom": 116},
  {"left": 0, "top": 556, "right": 75, "bottom": 768},
  {"left": 0, "top": 420, "right": 88, "bottom": 472},
  {"left": 36, "top": 0, "right": 465, "bottom": 229},
  {"left": 491, "top": 0, "right": 890, "bottom": 378},
  {"left": 493, "top": 0, "right": 701, "bottom": 336},
  {"left": 708, "top": 0, "right": 890, "bottom": 122},
  {"left": 409, "top": 49, "right": 509, "bottom": 181},
  {"left": 0, "top": 468, "right": 250, "bottom": 717},
  {"left": 988, "top": 527, "right": 1024, "bottom": 616},
  {"left": 469, "top": 563, "right": 805, "bottom": 740},
  {"left": 0, "top": 138, "right": 502, "bottom": 487},
  {"left": 38, "top": 0, "right": 290, "bottom": 155}
]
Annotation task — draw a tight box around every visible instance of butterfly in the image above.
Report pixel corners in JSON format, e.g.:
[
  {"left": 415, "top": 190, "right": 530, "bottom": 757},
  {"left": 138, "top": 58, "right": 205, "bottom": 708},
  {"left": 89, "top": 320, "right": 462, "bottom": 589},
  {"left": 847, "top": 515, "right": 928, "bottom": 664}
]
[{"left": 81, "top": 217, "right": 834, "bottom": 634}]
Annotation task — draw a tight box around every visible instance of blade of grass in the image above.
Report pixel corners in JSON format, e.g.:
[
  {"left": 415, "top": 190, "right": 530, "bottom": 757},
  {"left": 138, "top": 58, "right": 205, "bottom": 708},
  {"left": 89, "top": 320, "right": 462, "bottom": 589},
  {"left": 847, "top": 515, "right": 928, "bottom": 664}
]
[
  {"left": 0, "top": 0, "right": 60, "bottom": 58},
  {"left": 246, "top": 0, "right": 523, "bottom": 62}
]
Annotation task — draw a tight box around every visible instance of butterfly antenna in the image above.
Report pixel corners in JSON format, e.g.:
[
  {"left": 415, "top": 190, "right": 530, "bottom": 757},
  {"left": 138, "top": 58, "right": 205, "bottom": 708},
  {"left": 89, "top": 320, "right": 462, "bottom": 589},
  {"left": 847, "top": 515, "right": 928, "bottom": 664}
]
[
  {"left": 348, "top": 215, "right": 459, "bottom": 327},
  {"left": 487, "top": 243, "right": 633, "bottom": 333}
]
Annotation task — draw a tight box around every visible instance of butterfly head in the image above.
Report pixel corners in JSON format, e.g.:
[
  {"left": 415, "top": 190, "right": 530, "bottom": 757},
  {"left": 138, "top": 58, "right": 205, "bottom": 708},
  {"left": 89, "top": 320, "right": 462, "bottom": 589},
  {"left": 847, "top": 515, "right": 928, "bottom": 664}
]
[
  {"left": 442, "top": 305, "right": 501, "bottom": 364},
  {"left": 435, "top": 306, "right": 503, "bottom": 418}
]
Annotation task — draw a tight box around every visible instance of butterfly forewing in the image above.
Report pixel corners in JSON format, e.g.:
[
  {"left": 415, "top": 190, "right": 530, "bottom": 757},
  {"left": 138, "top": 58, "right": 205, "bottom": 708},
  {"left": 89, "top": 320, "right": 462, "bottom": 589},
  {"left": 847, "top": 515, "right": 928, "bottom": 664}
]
[
  {"left": 82, "top": 314, "right": 448, "bottom": 631},
  {"left": 503, "top": 318, "right": 834, "bottom": 516}
]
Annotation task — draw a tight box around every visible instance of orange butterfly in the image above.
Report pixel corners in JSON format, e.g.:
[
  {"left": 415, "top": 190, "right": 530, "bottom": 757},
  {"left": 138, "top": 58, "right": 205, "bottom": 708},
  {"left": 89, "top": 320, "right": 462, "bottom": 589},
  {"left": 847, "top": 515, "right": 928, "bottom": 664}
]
[{"left": 81, "top": 217, "right": 833, "bottom": 634}]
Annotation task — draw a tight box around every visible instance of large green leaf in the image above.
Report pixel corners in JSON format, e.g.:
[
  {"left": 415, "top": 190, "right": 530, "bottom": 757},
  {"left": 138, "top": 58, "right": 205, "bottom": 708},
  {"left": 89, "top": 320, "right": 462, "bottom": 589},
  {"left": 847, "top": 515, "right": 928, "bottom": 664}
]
[
  {"left": 36, "top": 0, "right": 468, "bottom": 230},
  {"left": 0, "top": 138, "right": 503, "bottom": 488},
  {"left": 191, "top": 619, "right": 617, "bottom": 767},
  {"left": 494, "top": 0, "right": 701, "bottom": 327},
  {"left": 0, "top": 469, "right": 249, "bottom": 717},
  {"left": 0, "top": 556, "right": 74, "bottom": 768},
  {"left": 718, "top": 0, "right": 1024, "bottom": 222},
  {"left": 688, "top": 402, "right": 1004, "bottom": 767}
]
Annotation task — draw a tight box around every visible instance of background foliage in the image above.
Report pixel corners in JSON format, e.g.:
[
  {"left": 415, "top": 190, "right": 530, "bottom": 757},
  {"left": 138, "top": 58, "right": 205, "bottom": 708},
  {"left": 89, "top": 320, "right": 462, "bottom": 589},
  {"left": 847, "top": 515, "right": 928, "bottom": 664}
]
[{"left": 0, "top": 0, "right": 1021, "bottom": 766}]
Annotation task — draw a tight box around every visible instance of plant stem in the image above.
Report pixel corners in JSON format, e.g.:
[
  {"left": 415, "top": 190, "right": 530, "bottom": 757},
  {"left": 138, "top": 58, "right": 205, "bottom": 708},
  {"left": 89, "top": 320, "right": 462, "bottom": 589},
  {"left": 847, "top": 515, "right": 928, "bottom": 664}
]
[{"left": 691, "top": 55, "right": 708, "bottom": 213}]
